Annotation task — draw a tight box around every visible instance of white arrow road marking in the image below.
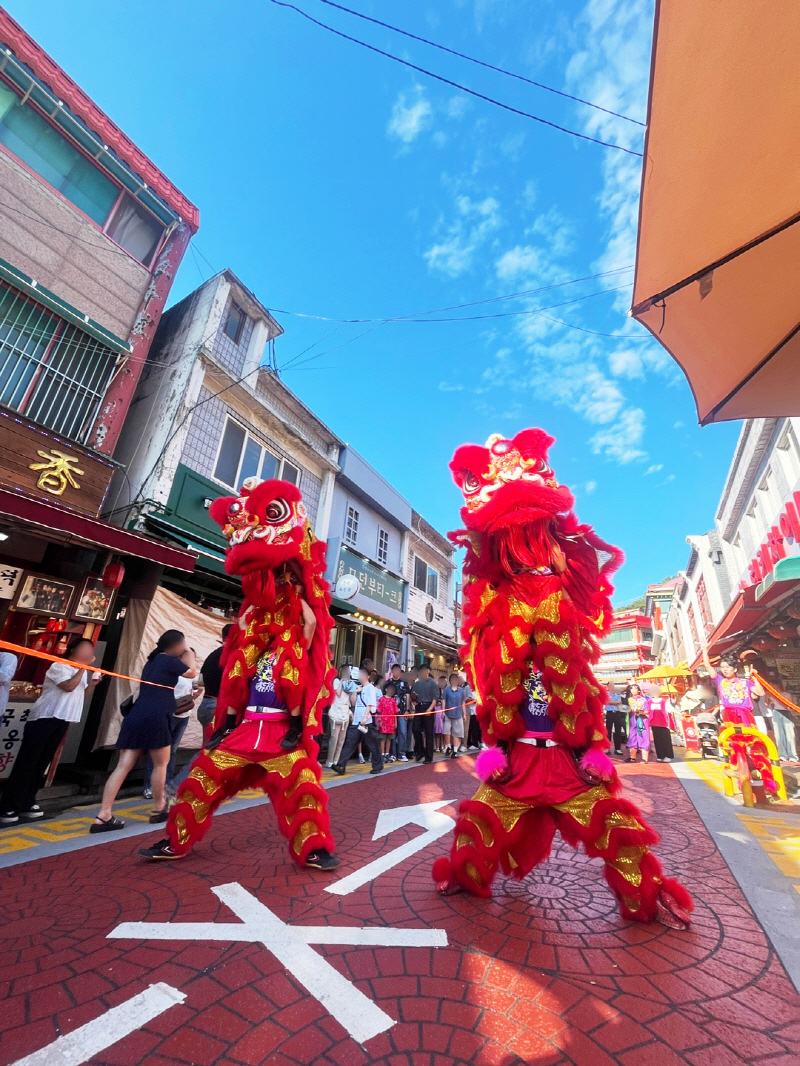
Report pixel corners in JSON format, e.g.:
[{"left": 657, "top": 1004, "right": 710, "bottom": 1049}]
[
  {"left": 108, "top": 882, "right": 447, "bottom": 1045},
  {"left": 9, "top": 983, "right": 185, "bottom": 1066},
  {"left": 326, "top": 799, "right": 456, "bottom": 897}
]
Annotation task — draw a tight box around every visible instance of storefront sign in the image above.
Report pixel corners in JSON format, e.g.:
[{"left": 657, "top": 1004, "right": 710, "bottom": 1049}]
[
  {"left": 774, "top": 653, "right": 800, "bottom": 691},
  {"left": 743, "top": 489, "right": 800, "bottom": 588},
  {"left": 336, "top": 547, "right": 405, "bottom": 612},
  {"left": 0, "top": 565, "right": 23, "bottom": 600},
  {"left": 0, "top": 408, "right": 115, "bottom": 516},
  {"left": 0, "top": 701, "right": 30, "bottom": 780}
]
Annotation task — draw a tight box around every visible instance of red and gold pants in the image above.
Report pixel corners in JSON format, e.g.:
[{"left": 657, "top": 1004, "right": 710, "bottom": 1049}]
[
  {"left": 166, "top": 718, "right": 334, "bottom": 864},
  {"left": 438, "top": 742, "right": 685, "bottom": 922}
]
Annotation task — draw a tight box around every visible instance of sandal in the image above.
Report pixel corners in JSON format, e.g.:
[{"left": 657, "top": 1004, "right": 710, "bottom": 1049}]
[
  {"left": 89, "top": 816, "right": 125, "bottom": 834},
  {"left": 149, "top": 808, "right": 169, "bottom": 824}
]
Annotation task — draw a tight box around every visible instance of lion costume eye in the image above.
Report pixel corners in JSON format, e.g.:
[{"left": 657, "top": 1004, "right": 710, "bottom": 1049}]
[
  {"left": 229, "top": 501, "right": 243, "bottom": 516},
  {"left": 462, "top": 472, "right": 481, "bottom": 493},
  {"left": 265, "top": 499, "right": 291, "bottom": 524}
]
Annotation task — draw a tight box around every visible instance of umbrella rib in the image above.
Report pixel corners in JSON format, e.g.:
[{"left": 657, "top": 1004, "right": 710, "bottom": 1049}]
[
  {"left": 631, "top": 211, "right": 800, "bottom": 313},
  {"left": 704, "top": 319, "right": 800, "bottom": 423}
]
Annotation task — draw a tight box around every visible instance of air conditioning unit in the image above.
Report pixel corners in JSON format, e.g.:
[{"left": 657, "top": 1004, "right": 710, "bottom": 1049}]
[{"left": 651, "top": 632, "right": 665, "bottom": 659}]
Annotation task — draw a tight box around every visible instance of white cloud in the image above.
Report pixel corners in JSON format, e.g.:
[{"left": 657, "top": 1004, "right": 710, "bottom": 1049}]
[
  {"left": 527, "top": 207, "right": 575, "bottom": 258},
  {"left": 585, "top": 480, "right": 597, "bottom": 494},
  {"left": 387, "top": 87, "right": 433, "bottom": 144},
  {"left": 609, "top": 348, "right": 643, "bottom": 379},
  {"left": 645, "top": 463, "right": 663, "bottom": 475},
  {"left": 425, "top": 195, "right": 502, "bottom": 277},
  {"left": 590, "top": 408, "right": 646, "bottom": 464},
  {"left": 495, "top": 245, "right": 541, "bottom": 280},
  {"left": 673, "top": 420, "right": 684, "bottom": 429},
  {"left": 438, "top": 381, "right": 465, "bottom": 392},
  {"left": 446, "top": 95, "right": 469, "bottom": 119},
  {"left": 500, "top": 132, "right": 526, "bottom": 160}
]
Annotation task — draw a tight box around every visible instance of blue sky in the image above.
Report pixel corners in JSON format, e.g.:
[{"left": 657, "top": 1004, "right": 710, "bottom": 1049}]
[{"left": 8, "top": 0, "right": 741, "bottom": 603}]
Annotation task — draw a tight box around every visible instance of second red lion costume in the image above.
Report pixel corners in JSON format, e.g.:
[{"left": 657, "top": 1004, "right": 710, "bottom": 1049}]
[
  {"left": 432, "top": 429, "right": 693, "bottom": 928},
  {"left": 142, "top": 478, "right": 338, "bottom": 871}
]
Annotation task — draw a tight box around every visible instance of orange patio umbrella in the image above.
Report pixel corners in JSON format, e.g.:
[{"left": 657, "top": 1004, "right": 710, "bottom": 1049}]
[{"left": 631, "top": 1, "right": 800, "bottom": 424}]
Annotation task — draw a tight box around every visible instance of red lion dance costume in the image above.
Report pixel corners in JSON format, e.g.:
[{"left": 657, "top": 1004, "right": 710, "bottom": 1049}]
[
  {"left": 432, "top": 430, "right": 693, "bottom": 928},
  {"left": 142, "top": 478, "right": 338, "bottom": 871}
]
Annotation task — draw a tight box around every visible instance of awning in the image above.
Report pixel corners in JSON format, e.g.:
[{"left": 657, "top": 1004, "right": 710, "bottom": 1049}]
[
  {"left": 406, "top": 625, "right": 459, "bottom": 658},
  {"left": 690, "top": 587, "right": 777, "bottom": 668},
  {"left": 631, "top": 1, "right": 800, "bottom": 424},
  {"left": 0, "top": 488, "right": 197, "bottom": 572},
  {"left": 0, "top": 257, "right": 131, "bottom": 354},
  {"left": 144, "top": 515, "right": 227, "bottom": 576},
  {"left": 754, "top": 556, "right": 800, "bottom": 603}
]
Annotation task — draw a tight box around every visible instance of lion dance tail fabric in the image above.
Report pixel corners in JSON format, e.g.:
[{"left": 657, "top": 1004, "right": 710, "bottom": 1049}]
[
  {"left": 163, "top": 477, "right": 336, "bottom": 867},
  {"left": 433, "top": 430, "right": 693, "bottom": 928}
]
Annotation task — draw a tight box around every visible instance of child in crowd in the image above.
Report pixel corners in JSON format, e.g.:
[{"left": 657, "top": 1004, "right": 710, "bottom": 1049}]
[
  {"left": 627, "top": 684, "right": 651, "bottom": 763},
  {"left": 377, "top": 682, "right": 398, "bottom": 762}
]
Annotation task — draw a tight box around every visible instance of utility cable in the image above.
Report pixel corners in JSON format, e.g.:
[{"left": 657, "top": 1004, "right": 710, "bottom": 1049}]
[
  {"left": 315, "top": 0, "right": 645, "bottom": 127},
  {"left": 268, "top": 0, "right": 643, "bottom": 157}
]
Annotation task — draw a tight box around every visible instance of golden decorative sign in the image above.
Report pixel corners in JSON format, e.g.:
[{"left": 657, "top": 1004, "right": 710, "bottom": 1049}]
[{"left": 29, "top": 449, "right": 84, "bottom": 496}]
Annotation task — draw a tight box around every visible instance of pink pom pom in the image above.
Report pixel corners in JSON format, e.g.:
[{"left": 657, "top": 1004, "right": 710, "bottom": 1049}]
[
  {"left": 476, "top": 746, "right": 509, "bottom": 782},
  {"left": 581, "top": 747, "right": 615, "bottom": 781}
]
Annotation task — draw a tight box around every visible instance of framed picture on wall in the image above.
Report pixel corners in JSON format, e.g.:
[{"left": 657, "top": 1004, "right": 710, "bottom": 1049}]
[
  {"left": 13, "top": 574, "right": 76, "bottom": 618},
  {"left": 72, "top": 576, "right": 116, "bottom": 625}
]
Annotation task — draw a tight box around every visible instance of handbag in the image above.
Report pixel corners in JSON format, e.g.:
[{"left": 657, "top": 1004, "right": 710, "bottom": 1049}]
[
  {"left": 174, "top": 694, "right": 195, "bottom": 716},
  {"left": 119, "top": 695, "right": 134, "bottom": 717}
]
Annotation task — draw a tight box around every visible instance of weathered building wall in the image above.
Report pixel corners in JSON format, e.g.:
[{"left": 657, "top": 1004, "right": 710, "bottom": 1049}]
[{"left": 0, "top": 151, "right": 149, "bottom": 338}]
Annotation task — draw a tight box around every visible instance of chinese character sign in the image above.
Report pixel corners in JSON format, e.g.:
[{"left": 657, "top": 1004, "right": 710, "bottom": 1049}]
[
  {"left": 0, "top": 566, "right": 23, "bottom": 601},
  {"left": 336, "top": 547, "right": 405, "bottom": 612},
  {"left": 0, "top": 704, "right": 30, "bottom": 780},
  {"left": 29, "top": 450, "right": 84, "bottom": 496}
]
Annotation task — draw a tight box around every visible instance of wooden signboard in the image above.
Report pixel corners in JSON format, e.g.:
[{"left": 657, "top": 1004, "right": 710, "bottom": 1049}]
[{"left": 0, "top": 406, "right": 115, "bottom": 517}]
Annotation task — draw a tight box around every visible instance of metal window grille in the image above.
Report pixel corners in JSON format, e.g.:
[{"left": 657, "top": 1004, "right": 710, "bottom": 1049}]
[
  {"left": 344, "top": 506, "right": 359, "bottom": 545},
  {"left": 377, "top": 528, "right": 389, "bottom": 566},
  {"left": 0, "top": 281, "right": 118, "bottom": 444}
]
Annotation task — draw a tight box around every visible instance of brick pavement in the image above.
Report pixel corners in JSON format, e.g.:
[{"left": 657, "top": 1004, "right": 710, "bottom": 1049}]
[{"left": 1, "top": 757, "right": 799, "bottom": 1066}]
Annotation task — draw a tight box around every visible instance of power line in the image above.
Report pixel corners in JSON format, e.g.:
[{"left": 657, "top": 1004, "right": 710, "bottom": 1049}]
[
  {"left": 315, "top": 0, "right": 645, "bottom": 127},
  {"left": 268, "top": 266, "right": 634, "bottom": 325},
  {"left": 268, "top": 0, "right": 643, "bottom": 157}
]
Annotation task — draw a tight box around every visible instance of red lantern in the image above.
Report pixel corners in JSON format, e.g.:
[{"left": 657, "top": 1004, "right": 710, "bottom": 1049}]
[{"left": 102, "top": 561, "right": 125, "bottom": 589}]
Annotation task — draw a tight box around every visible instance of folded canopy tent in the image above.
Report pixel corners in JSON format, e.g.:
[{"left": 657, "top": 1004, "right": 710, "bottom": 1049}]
[{"left": 632, "top": 0, "right": 800, "bottom": 424}]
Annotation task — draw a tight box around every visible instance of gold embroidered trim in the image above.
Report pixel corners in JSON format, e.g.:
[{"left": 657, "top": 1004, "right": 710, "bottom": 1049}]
[
  {"left": 259, "top": 749, "right": 306, "bottom": 777},
  {"left": 281, "top": 661, "right": 300, "bottom": 686},
  {"left": 608, "top": 845, "right": 647, "bottom": 887},
  {"left": 543, "top": 654, "right": 568, "bottom": 674},
  {"left": 209, "top": 750, "right": 250, "bottom": 771},
  {"left": 551, "top": 682, "right": 576, "bottom": 705},
  {"left": 462, "top": 813, "right": 494, "bottom": 848},
  {"left": 507, "top": 596, "right": 536, "bottom": 623},
  {"left": 534, "top": 629, "right": 570, "bottom": 649},
  {"left": 243, "top": 643, "right": 260, "bottom": 667},
  {"left": 473, "top": 784, "right": 528, "bottom": 833},
  {"left": 500, "top": 669, "right": 522, "bottom": 694},
  {"left": 552, "top": 785, "right": 609, "bottom": 826},
  {"left": 293, "top": 820, "right": 319, "bottom": 854}
]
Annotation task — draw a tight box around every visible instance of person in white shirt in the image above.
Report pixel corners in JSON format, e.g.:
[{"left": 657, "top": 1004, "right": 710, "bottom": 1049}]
[
  {"left": 0, "top": 638, "right": 99, "bottom": 824},
  {"left": 326, "top": 664, "right": 355, "bottom": 768},
  {"left": 0, "top": 649, "right": 17, "bottom": 722},
  {"left": 331, "top": 667, "right": 383, "bottom": 775}
]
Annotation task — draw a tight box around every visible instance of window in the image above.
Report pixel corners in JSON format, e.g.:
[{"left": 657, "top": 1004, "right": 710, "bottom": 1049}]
[
  {"left": 213, "top": 417, "right": 299, "bottom": 490},
  {"left": 0, "top": 82, "right": 166, "bottom": 267},
  {"left": 413, "top": 556, "right": 439, "bottom": 598},
  {"left": 601, "top": 627, "right": 636, "bottom": 644},
  {"left": 687, "top": 604, "right": 700, "bottom": 652},
  {"left": 696, "top": 577, "right": 713, "bottom": 633},
  {"left": 377, "top": 528, "right": 389, "bottom": 566},
  {"left": 0, "top": 280, "right": 117, "bottom": 443},
  {"left": 223, "top": 302, "right": 246, "bottom": 343},
  {"left": 344, "top": 506, "right": 359, "bottom": 546}
]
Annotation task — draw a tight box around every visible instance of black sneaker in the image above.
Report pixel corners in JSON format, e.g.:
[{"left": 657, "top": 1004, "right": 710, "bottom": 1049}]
[
  {"left": 139, "top": 839, "right": 184, "bottom": 860},
  {"left": 19, "top": 805, "right": 45, "bottom": 821},
  {"left": 331, "top": 764, "right": 346, "bottom": 776},
  {"left": 369, "top": 767, "right": 383, "bottom": 775},
  {"left": 305, "top": 848, "right": 340, "bottom": 871},
  {"left": 280, "top": 717, "right": 303, "bottom": 751},
  {"left": 0, "top": 811, "right": 19, "bottom": 825}
]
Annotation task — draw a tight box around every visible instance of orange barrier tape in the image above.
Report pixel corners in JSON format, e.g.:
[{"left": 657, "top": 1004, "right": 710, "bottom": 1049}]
[
  {"left": 0, "top": 639, "right": 174, "bottom": 689},
  {"left": 752, "top": 670, "right": 800, "bottom": 716}
]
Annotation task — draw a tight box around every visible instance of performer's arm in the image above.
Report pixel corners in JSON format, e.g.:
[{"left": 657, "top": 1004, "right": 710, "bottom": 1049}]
[{"left": 300, "top": 597, "right": 317, "bottom": 649}]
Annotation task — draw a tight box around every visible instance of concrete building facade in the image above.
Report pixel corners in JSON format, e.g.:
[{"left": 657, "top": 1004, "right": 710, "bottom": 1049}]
[{"left": 404, "top": 511, "right": 458, "bottom": 677}]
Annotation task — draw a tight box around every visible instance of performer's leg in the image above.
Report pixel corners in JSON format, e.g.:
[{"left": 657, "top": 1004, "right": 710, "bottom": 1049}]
[
  {"left": 552, "top": 785, "right": 693, "bottom": 926},
  {"left": 433, "top": 783, "right": 556, "bottom": 897},
  {"left": 259, "top": 748, "right": 336, "bottom": 865},
  {"left": 155, "top": 748, "right": 251, "bottom": 856}
]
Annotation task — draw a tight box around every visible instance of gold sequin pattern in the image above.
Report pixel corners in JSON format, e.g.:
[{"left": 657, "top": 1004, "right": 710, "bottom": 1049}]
[
  {"left": 285, "top": 767, "right": 319, "bottom": 797},
  {"left": 608, "top": 845, "right": 647, "bottom": 887},
  {"left": 621, "top": 894, "right": 640, "bottom": 913},
  {"left": 552, "top": 785, "right": 609, "bottom": 826},
  {"left": 596, "top": 810, "right": 645, "bottom": 852},
  {"left": 478, "top": 585, "right": 497, "bottom": 613},
  {"left": 473, "top": 784, "right": 528, "bottom": 832},
  {"left": 465, "top": 861, "right": 481, "bottom": 883},
  {"left": 185, "top": 791, "right": 213, "bottom": 825},
  {"left": 499, "top": 639, "right": 514, "bottom": 665},
  {"left": 292, "top": 820, "right": 319, "bottom": 854},
  {"left": 209, "top": 750, "right": 251, "bottom": 771},
  {"left": 500, "top": 669, "right": 522, "bottom": 694},
  {"left": 534, "top": 628, "right": 570, "bottom": 649},
  {"left": 509, "top": 626, "right": 528, "bottom": 649},
  {"left": 286, "top": 794, "right": 319, "bottom": 825},
  {"left": 456, "top": 833, "right": 474, "bottom": 851},
  {"left": 229, "top": 661, "right": 244, "bottom": 679},
  {"left": 260, "top": 749, "right": 306, "bottom": 777},
  {"left": 175, "top": 812, "right": 189, "bottom": 846},
  {"left": 188, "top": 766, "right": 223, "bottom": 796},
  {"left": 560, "top": 713, "right": 577, "bottom": 733},
  {"left": 544, "top": 655, "right": 568, "bottom": 674},
  {"left": 507, "top": 596, "right": 536, "bottom": 623},
  {"left": 462, "top": 813, "right": 494, "bottom": 848},
  {"left": 536, "top": 592, "right": 561, "bottom": 623},
  {"left": 243, "top": 644, "right": 260, "bottom": 667},
  {"left": 281, "top": 661, "right": 300, "bottom": 686},
  {"left": 551, "top": 682, "right": 576, "bottom": 705},
  {"left": 496, "top": 703, "right": 515, "bottom": 724}
]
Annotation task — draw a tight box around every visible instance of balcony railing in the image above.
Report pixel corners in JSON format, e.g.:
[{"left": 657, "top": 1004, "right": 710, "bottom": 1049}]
[{"left": 0, "top": 280, "right": 118, "bottom": 445}]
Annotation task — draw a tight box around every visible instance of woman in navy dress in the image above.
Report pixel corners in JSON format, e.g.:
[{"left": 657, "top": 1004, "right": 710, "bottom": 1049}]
[{"left": 91, "top": 630, "right": 197, "bottom": 833}]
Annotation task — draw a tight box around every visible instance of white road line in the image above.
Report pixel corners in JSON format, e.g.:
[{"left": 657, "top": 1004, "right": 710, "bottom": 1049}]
[
  {"left": 107, "top": 882, "right": 447, "bottom": 1045},
  {"left": 327, "top": 800, "right": 456, "bottom": 896},
  {"left": 9, "top": 983, "right": 185, "bottom": 1066}
]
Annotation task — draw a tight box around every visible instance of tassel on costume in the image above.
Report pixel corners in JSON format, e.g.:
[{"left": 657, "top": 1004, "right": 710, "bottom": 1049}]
[{"left": 476, "top": 746, "right": 509, "bottom": 782}]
